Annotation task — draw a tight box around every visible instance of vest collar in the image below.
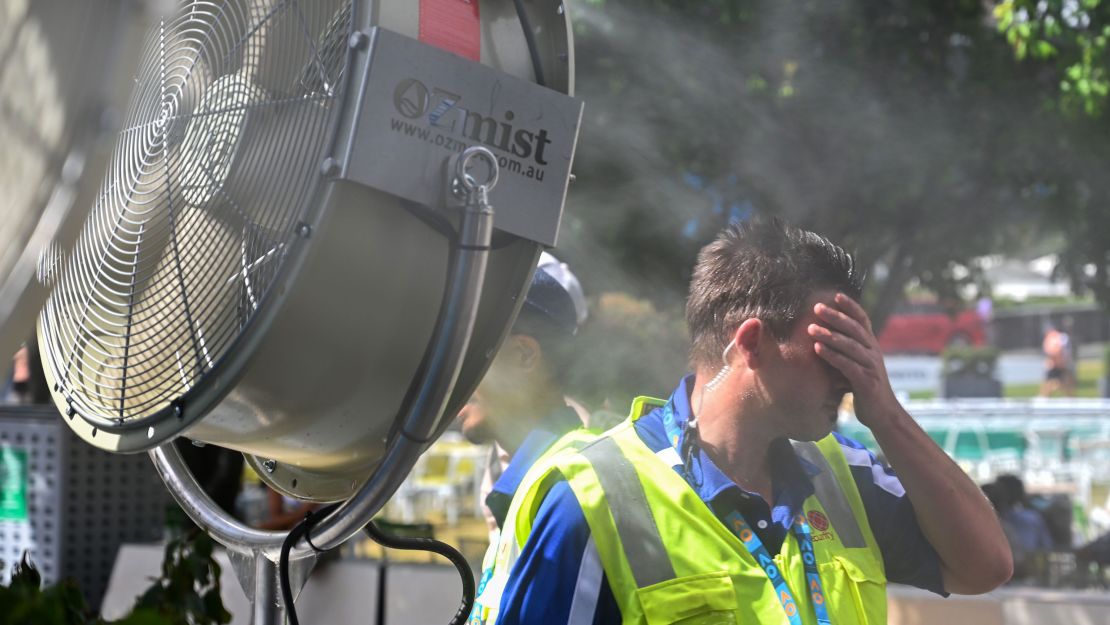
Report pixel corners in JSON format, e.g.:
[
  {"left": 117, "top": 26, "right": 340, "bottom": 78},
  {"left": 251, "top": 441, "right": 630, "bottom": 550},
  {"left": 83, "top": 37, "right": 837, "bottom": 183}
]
[{"left": 638, "top": 375, "right": 822, "bottom": 524}]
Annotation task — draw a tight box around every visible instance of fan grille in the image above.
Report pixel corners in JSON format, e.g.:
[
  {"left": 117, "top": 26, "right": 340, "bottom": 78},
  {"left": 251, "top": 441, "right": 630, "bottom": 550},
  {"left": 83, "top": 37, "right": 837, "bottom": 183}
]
[{"left": 41, "top": 0, "right": 351, "bottom": 427}]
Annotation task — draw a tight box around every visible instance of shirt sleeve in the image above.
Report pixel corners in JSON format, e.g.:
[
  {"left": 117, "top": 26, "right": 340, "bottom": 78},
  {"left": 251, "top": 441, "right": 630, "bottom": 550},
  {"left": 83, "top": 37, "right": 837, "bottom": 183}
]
[
  {"left": 496, "top": 480, "right": 621, "bottom": 625},
  {"left": 832, "top": 432, "right": 948, "bottom": 596}
]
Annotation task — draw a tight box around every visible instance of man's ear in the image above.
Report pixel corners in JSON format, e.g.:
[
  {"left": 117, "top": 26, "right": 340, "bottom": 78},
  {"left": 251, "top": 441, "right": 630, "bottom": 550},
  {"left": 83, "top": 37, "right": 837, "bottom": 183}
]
[
  {"left": 733, "top": 318, "right": 764, "bottom": 369},
  {"left": 510, "top": 334, "right": 543, "bottom": 371}
]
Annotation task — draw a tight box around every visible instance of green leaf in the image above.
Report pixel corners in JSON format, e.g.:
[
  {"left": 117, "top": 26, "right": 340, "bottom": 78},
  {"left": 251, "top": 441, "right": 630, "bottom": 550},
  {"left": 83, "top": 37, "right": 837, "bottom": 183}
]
[
  {"left": 998, "top": 13, "right": 1013, "bottom": 31},
  {"left": 746, "top": 74, "right": 768, "bottom": 93},
  {"left": 10, "top": 554, "right": 42, "bottom": 593},
  {"left": 184, "top": 591, "right": 206, "bottom": 618},
  {"left": 1034, "top": 40, "right": 1056, "bottom": 58},
  {"left": 997, "top": 4, "right": 1014, "bottom": 32},
  {"left": 203, "top": 590, "right": 232, "bottom": 625}
]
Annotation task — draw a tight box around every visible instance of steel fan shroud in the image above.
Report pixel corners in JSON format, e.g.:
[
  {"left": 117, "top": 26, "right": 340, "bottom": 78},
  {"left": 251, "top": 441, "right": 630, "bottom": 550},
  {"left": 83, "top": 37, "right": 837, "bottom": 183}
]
[{"left": 39, "top": 0, "right": 576, "bottom": 502}]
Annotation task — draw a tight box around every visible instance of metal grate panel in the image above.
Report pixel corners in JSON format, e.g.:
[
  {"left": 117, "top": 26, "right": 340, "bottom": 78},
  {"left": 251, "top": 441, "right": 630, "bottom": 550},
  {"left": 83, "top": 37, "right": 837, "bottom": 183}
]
[{"left": 0, "top": 405, "right": 167, "bottom": 608}]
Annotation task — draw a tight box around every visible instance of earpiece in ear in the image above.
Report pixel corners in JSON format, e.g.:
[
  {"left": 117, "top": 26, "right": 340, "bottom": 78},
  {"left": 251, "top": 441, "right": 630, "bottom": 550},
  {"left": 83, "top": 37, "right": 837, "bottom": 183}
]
[{"left": 704, "top": 341, "right": 735, "bottom": 393}]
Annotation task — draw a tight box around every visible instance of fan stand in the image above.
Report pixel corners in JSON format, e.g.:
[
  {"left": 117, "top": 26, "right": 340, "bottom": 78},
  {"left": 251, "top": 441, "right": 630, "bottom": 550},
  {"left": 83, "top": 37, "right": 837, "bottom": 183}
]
[{"left": 149, "top": 147, "right": 500, "bottom": 624}]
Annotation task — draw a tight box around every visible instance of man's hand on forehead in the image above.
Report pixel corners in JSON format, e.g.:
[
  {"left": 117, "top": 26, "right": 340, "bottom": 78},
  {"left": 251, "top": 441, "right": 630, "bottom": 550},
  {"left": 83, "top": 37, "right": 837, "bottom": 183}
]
[{"left": 807, "top": 293, "right": 899, "bottom": 428}]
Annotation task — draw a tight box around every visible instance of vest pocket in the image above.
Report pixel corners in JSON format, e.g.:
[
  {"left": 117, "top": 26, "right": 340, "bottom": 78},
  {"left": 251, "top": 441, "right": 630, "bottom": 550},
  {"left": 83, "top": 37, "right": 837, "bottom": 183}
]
[
  {"left": 637, "top": 571, "right": 738, "bottom": 625},
  {"left": 816, "top": 554, "right": 886, "bottom": 625}
]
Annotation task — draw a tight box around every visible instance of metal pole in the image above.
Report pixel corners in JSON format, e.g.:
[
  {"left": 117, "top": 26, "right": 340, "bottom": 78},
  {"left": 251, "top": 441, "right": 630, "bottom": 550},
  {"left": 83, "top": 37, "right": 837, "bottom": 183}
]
[{"left": 253, "top": 554, "right": 283, "bottom": 625}]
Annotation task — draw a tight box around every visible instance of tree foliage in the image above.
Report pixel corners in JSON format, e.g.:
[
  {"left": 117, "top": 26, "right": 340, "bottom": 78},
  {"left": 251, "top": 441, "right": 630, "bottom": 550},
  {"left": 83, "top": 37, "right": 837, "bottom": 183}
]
[
  {"left": 0, "top": 532, "right": 230, "bottom": 625},
  {"left": 996, "top": 0, "right": 1110, "bottom": 115},
  {"left": 556, "top": 0, "right": 1110, "bottom": 332}
]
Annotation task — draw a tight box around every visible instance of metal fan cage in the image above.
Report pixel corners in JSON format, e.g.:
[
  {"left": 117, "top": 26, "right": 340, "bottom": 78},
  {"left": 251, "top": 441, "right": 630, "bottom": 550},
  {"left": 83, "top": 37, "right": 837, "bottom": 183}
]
[{"left": 40, "top": 0, "right": 352, "bottom": 434}]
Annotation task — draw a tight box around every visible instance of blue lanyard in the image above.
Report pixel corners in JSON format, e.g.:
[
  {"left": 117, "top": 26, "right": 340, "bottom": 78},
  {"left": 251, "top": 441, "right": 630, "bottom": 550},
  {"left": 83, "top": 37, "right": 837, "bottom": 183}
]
[
  {"left": 724, "top": 511, "right": 831, "bottom": 625},
  {"left": 661, "top": 403, "right": 832, "bottom": 625}
]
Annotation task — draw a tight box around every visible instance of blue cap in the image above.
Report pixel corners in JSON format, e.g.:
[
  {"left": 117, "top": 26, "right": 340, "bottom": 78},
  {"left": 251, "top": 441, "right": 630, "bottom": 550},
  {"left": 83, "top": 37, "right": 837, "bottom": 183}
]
[{"left": 517, "top": 252, "right": 587, "bottom": 336}]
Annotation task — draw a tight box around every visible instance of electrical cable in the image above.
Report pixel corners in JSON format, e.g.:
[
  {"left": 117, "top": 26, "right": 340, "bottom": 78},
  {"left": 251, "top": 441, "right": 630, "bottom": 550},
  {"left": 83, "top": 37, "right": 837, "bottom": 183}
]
[
  {"left": 512, "top": 0, "right": 546, "bottom": 87},
  {"left": 279, "top": 503, "right": 341, "bottom": 625},
  {"left": 363, "top": 521, "right": 476, "bottom": 625}
]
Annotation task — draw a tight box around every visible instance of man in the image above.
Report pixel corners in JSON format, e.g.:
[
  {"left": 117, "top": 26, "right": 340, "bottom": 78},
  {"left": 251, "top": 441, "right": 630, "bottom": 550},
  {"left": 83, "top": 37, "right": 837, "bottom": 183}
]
[
  {"left": 495, "top": 219, "right": 1012, "bottom": 624},
  {"left": 458, "top": 252, "right": 595, "bottom": 625}
]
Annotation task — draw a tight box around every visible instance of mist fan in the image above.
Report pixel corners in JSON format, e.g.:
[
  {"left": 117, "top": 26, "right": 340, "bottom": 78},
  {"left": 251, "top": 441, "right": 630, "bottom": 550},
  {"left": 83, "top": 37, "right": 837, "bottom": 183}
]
[{"left": 37, "top": 0, "right": 581, "bottom": 621}]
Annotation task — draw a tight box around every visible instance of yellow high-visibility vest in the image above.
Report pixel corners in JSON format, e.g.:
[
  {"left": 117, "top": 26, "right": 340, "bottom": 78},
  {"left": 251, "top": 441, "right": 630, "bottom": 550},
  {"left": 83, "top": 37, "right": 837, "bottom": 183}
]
[
  {"left": 470, "top": 427, "right": 599, "bottom": 625},
  {"left": 505, "top": 397, "right": 888, "bottom": 624}
]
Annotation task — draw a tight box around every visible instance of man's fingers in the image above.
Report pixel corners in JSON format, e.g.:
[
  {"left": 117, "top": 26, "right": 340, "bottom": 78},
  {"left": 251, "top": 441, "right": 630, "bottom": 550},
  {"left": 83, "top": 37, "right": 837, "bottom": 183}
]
[
  {"left": 833, "top": 293, "right": 873, "bottom": 333},
  {"left": 814, "top": 341, "right": 864, "bottom": 381},
  {"left": 814, "top": 302, "right": 872, "bottom": 345},
  {"left": 809, "top": 324, "right": 872, "bottom": 368}
]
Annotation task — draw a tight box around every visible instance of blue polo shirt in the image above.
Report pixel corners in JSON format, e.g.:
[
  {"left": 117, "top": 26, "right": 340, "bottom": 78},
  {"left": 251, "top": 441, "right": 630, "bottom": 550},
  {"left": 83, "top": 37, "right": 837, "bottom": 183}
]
[{"left": 495, "top": 376, "right": 947, "bottom": 625}]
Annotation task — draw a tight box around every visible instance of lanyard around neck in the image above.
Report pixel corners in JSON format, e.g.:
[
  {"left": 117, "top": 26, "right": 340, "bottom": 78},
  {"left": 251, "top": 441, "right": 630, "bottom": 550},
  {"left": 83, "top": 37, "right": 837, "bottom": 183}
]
[{"left": 660, "top": 402, "right": 832, "bottom": 625}]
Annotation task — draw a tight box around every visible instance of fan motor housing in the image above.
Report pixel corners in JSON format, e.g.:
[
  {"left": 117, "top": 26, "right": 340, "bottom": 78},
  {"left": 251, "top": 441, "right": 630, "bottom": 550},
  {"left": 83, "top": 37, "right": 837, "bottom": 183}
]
[{"left": 39, "top": 0, "right": 580, "bottom": 502}]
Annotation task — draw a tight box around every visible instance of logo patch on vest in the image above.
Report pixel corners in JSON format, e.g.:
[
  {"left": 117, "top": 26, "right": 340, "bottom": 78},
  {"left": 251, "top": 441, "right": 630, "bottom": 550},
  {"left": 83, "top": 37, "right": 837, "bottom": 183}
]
[{"left": 807, "top": 510, "right": 830, "bottom": 532}]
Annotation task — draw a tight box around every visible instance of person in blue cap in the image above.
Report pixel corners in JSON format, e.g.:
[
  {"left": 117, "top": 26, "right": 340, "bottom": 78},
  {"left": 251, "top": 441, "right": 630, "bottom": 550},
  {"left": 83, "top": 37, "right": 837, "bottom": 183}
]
[{"left": 457, "top": 252, "right": 596, "bottom": 625}]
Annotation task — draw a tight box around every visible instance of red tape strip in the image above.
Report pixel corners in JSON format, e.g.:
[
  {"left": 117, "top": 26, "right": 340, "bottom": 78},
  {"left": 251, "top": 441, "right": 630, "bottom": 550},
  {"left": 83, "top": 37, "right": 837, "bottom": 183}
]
[{"left": 419, "top": 0, "right": 481, "bottom": 61}]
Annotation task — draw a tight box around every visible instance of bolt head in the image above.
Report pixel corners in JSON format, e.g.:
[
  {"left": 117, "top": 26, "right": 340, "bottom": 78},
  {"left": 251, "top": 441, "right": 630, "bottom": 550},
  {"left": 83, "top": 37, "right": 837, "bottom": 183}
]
[
  {"left": 320, "top": 157, "right": 340, "bottom": 178},
  {"left": 348, "top": 31, "right": 369, "bottom": 50}
]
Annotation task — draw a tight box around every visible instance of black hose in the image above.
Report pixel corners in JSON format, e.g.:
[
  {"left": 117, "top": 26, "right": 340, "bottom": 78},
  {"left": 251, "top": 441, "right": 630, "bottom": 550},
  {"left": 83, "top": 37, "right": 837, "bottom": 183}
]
[
  {"left": 364, "top": 521, "right": 476, "bottom": 625},
  {"left": 279, "top": 503, "right": 341, "bottom": 625},
  {"left": 512, "top": 0, "right": 546, "bottom": 87}
]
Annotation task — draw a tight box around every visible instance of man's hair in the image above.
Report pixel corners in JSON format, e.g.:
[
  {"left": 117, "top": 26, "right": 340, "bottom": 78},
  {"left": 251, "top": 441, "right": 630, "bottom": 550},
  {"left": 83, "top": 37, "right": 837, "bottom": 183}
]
[{"left": 685, "top": 217, "right": 864, "bottom": 368}]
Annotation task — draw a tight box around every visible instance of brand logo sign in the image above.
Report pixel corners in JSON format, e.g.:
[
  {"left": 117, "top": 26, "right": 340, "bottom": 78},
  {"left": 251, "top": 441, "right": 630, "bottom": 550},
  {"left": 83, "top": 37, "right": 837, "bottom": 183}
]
[
  {"left": 392, "top": 78, "right": 555, "bottom": 168},
  {"left": 807, "top": 510, "right": 830, "bottom": 532},
  {"left": 341, "top": 27, "right": 583, "bottom": 247}
]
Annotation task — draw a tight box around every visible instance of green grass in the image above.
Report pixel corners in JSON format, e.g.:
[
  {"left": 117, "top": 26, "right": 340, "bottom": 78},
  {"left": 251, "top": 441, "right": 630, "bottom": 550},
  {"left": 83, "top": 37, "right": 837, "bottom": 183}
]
[{"left": 1004, "top": 359, "right": 1102, "bottom": 398}]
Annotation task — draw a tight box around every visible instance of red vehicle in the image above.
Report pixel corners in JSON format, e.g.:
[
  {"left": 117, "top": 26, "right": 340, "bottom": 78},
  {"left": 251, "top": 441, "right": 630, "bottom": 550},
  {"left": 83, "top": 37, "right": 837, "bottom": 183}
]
[{"left": 877, "top": 300, "right": 986, "bottom": 354}]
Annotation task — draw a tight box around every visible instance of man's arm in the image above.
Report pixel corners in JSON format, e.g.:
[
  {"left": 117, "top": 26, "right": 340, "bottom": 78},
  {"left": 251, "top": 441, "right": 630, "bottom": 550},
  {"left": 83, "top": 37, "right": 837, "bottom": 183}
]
[
  {"left": 833, "top": 432, "right": 948, "bottom": 595},
  {"left": 497, "top": 480, "right": 621, "bottom": 625},
  {"left": 809, "top": 293, "right": 1013, "bottom": 594}
]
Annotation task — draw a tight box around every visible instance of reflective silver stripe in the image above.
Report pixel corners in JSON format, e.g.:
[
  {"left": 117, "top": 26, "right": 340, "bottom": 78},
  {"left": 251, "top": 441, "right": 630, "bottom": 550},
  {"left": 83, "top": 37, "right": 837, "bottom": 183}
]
[
  {"left": 792, "top": 440, "right": 867, "bottom": 548},
  {"left": 655, "top": 446, "right": 682, "bottom": 468},
  {"left": 566, "top": 535, "right": 604, "bottom": 625},
  {"left": 581, "top": 437, "right": 676, "bottom": 587}
]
